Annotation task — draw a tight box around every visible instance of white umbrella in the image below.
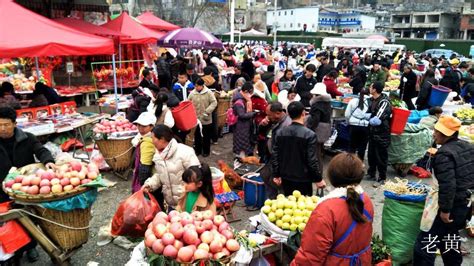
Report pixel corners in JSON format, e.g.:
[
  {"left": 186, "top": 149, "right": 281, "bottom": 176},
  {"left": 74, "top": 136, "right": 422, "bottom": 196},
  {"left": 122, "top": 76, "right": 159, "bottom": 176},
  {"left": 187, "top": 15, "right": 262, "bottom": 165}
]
[{"left": 241, "top": 28, "right": 266, "bottom": 36}]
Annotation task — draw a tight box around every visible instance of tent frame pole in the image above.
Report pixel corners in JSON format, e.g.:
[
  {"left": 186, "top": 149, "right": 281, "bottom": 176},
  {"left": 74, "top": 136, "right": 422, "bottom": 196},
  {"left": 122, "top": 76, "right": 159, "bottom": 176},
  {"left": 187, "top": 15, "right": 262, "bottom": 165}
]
[
  {"left": 35, "top": 57, "right": 40, "bottom": 81},
  {"left": 112, "top": 54, "right": 119, "bottom": 114}
]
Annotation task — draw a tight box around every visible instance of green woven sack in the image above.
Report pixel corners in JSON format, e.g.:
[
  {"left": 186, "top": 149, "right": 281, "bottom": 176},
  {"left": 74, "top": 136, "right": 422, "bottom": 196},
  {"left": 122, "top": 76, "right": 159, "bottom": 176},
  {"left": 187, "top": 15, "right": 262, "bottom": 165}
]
[{"left": 382, "top": 197, "right": 425, "bottom": 266}]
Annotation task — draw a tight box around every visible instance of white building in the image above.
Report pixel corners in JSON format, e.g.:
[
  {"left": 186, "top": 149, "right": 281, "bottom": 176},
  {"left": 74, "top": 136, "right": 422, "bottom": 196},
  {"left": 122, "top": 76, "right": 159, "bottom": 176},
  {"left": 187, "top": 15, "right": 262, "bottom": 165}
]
[
  {"left": 360, "top": 15, "right": 376, "bottom": 32},
  {"left": 267, "top": 7, "right": 319, "bottom": 32}
]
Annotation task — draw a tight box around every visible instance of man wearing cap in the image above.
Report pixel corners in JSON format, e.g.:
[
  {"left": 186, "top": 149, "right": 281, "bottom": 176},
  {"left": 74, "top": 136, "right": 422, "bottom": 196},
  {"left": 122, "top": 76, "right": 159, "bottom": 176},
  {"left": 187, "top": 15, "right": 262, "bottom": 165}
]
[{"left": 413, "top": 115, "right": 474, "bottom": 265}]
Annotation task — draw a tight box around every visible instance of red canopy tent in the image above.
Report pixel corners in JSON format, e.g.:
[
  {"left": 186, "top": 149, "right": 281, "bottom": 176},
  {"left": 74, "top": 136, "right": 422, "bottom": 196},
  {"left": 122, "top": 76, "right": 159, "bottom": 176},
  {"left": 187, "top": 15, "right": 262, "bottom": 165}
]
[
  {"left": 54, "top": 17, "right": 127, "bottom": 39},
  {"left": 136, "top": 12, "right": 180, "bottom": 32},
  {"left": 102, "top": 12, "right": 165, "bottom": 44},
  {"left": 0, "top": 0, "right": 114, "bottom": 58}
]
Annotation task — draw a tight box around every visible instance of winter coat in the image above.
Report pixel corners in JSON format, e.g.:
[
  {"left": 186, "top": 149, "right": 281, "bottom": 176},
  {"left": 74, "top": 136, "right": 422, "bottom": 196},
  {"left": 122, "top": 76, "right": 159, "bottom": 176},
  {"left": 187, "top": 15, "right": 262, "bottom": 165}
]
[
  {"left": 433, "top": 138, "right": 474, "bottom": 213},
  {"left": 416, "top": 77, "right": 438, "bottom": 110},
  {"left": 440, "top": 68, "right": 462, "bottom": 94},
  {"left": 232, "top": 92, "right": 255, "bottom": 156},
  {"left": 173, "top": 81, "right": 195, "bottom": 102},
  {"left": 0, "top": 95, "right": 21, "bottom": 110},
  {"left": 336, "top": 62, "right": 353, "bottom": 77},
  {"left": 132, "top": 134, "right": 155, "bottom": 191},
  {"left": 251, "top": 95, "right": 268, "bottom": 136},
  {"left": 261, "top": 71, "right": 275, "bottom": 92},
  {"left": 29, "top": 94, "right": 49, "bottom": 108},
  {"left": 139, "top": 78, "right": 154, "bottom": 89},
  {"left": 316, "top": 63, "right": 332, "bottom": 82},
  {"left": 241, "top": 59, "right": 255, "bottom": 79},
  {"left": 399, "top": 70, "right": 418, "bottom": 99},
  {"left": 366, "top": 69, "right": 387, "bottom": 87},
  {"left": 278, "top": 77, "right": 296, "bottom": 91},
  {"left": 308, "top": 95, "right": 332, "bottom": 128},
  {"left": 147, "top": 103, "right": 175, "bottom": 128},
  {"left": 323, "top": 77, "right": 342, "bottom": 98},
  {"left": 295, "top": 76, "right": 317, "bottom": 107},
  {"left": 188, "top": 87, "right": 218, "bottom": 125},
  {"left": 144, "top": 138, "right": 200, "bottom": 208},
  {"left": 44, "top": 87, "right": 60, "bottom": 105},
  {"left": 272, "top": 122, "right": 322, "bottom": 183},
  {"left": 349, "top": 73, "right": 367, "bottom": 95},
  {"left": 345, "top": 96, "right": 370, "bottom": 127},
  {"left": 156, "top": 58, "right": 171, "bottom": 78},
  {"left": 291, "top": 190, "right": 374, "bottom": 266},
  {"left": 0, "top": 128, "right": 54, "bottom": 202},
  {"left": 202, "top": 75, "right": 219, "bottom": 90},
  {"left": 368, "top": 94, "right": 392, "bottom": 147},
  {"left": 419, "top": 115, "right": 438, "bottom": 131},
  {"left": 177, "top": 192, "right": 216, "bottom": 214},
  {"left": 127, "top": 88, "right": 152, "bottom": 122}
]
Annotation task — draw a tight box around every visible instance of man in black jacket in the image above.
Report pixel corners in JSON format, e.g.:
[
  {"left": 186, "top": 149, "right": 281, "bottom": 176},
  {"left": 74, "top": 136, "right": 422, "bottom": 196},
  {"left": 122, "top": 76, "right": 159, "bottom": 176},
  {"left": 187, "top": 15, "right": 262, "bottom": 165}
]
[
  {"left": 294, "top": 64, "right": 317, "bottom": 107},
  {"left": 365, "top": 81, "right": 392, "bottom": 186},
  {"left": 156, "top": 54, "right": 171, "bottom": 89},
  {"left": 272, "top": 101, "right": 325, "bottom": 196},
  {"left": 230, "top": 65, "right": 250, "bottom": 90},
  {"left": 0, "top": 107, "right": 55, "bottom": 262},
  {"left": 414, "top": 115, "right": 474, "bottom": 266}
]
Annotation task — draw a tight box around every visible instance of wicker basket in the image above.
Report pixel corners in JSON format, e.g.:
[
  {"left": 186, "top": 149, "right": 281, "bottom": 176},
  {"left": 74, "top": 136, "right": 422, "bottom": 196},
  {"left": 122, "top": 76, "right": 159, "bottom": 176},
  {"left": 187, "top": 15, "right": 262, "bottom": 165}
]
[
  {"left": 32, "top": 206, "right": 91, "bottom": 250},
  {"left": 4, "top": 186, "right": 90, "bottom": 204},
  {"left": 217, "top": 98, "right": 231, "bottom": 128},
  {"left": 185, "top": 127, "right": 196, "bottom": 148},
  {"left": 95, "top": 138, "right": 133, "bottom": 172}
]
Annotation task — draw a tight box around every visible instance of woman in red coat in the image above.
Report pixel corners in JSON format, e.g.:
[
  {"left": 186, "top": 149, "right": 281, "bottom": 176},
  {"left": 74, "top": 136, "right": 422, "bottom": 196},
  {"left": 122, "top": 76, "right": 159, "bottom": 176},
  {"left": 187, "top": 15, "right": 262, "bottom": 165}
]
[
  {"left": 251, "top": 87, "right": 268, "bottom": 162},
  {"left": 291, "top": 152, "right": 374, "bottom": 266},
  {"left": 323, "top": 70, "right": 343, "bottom": 99}
]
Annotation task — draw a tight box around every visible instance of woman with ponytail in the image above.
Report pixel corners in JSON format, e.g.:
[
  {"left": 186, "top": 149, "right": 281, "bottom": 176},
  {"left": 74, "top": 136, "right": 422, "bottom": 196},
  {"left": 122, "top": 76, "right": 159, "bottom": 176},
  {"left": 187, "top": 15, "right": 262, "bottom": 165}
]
[
  {"left": 177, "top": 163, "right": 216, "bottom": 214},
  {"left": 292, "top": 152, "right": 374, "bottom": 266},
  {"left": 147, "top": 92, "right": 175, "bottom": 128}
]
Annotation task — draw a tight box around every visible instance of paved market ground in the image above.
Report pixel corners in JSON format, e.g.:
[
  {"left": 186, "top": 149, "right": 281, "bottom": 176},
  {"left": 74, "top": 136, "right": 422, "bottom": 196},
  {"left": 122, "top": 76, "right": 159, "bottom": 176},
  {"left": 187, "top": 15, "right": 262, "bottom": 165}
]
[{"left": 22, "top": 121, "right": 473, "bottom": 265}]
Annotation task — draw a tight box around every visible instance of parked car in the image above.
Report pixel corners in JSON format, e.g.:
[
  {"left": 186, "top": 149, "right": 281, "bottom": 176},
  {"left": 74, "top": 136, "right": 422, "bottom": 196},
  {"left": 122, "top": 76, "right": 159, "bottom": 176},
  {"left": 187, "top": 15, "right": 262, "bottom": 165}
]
[{"left": 423, "top": 49, "right": 460, "bottom": 59}]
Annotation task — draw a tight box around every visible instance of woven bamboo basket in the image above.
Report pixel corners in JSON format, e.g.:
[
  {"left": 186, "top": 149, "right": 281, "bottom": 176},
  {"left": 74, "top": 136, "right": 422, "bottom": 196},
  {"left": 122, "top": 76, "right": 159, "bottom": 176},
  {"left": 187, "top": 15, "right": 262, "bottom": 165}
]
[
  {"left": 217, "top": 98, "right": 231, "bottom": 128},
  {"left": 95, "top": 138, "right": 133, "bottom": 172},
  {"left": 32, "top": 206, "right": 91, "bottom": 250},
  {"left": 4, "top": 186, "right": 90, "bottom": 204}
]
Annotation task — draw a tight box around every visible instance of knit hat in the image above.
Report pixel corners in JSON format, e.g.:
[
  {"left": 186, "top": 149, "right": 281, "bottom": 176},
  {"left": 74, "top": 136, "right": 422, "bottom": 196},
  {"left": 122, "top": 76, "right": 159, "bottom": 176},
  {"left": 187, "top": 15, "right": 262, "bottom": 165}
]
[{"left": 434, "top": 115, "right": 461, "bottom": 136}]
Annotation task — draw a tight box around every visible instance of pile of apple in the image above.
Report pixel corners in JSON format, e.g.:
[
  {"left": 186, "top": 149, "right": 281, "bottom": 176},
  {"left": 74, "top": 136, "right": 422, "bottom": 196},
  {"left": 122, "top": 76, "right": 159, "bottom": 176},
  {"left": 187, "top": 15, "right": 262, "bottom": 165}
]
[
  {"left": 145, "top": 210, "right": 241, "bottom": 263},
  {"left": 93, "top": 119, "right": 137, "bottom": 134},
  {"left": 4, "top": 161, "right": 99, "bottom": 195},
  {"left": 261, "top": 191, "right": 319, "bottom": 232}
]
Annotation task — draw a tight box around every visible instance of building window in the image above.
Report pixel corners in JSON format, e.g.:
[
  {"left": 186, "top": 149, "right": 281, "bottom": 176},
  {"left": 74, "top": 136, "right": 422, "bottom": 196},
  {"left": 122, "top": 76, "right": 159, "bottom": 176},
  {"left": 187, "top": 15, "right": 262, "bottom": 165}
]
[
  {"left": 291, "top": 11, "right": 293, "bottom": 15},
  {"left": 278, "top": 11, "right": 280, "bottom": 16},
  {"left": 298, "top": 23, "right": 301, "bottom": 27},
  {"left": 470, "top": 18, "right": 474, "bottom": 24},
  {"left": 290, "top": 23, "right": 293, "bottom": 28},
  {"left": 312, "top": 24, "right": 315, "bottom": 28},
  {"left": 284, "top": 11, "right": 287, "bottom": 15}
]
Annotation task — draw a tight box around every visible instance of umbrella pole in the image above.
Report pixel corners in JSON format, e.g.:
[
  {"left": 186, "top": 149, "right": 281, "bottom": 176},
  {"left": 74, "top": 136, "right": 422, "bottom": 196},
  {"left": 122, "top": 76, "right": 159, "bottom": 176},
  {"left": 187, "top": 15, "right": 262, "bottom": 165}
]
[
  {"left": 112, "top": 54, "right": 119, "bottom": 114},
  {"left": 35, "top": 57, "right": 40, "bottom": 81}
]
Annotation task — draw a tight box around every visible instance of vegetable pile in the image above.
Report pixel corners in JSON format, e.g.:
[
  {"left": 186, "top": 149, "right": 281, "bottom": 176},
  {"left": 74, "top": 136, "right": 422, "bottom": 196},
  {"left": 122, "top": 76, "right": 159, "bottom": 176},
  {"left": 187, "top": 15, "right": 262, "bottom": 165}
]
[{"left": 382, "top": 178, "right": 428, "bottom": 196}]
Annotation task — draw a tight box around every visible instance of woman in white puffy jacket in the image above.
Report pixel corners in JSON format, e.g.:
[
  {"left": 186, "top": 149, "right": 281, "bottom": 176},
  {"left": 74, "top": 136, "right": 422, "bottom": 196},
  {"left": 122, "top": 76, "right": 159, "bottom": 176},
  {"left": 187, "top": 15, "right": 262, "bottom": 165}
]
[
  {"left": 344, "top": 90, "right": 370, "bottom": 160},
  {"left": 143, "top": 125, "right": 200, "bottom": 210}
]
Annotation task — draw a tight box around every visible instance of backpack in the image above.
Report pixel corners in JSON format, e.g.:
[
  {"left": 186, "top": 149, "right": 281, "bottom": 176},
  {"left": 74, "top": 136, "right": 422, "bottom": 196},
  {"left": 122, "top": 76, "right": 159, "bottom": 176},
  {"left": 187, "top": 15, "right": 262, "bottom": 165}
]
[{"left": 226, "top": 99, "right": 244, "bottom": 126}]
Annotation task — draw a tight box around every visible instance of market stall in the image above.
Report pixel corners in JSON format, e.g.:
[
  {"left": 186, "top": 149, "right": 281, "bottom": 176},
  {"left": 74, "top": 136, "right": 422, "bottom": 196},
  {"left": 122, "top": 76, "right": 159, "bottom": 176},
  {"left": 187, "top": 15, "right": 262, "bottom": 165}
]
[{"left": 136, "top": 11, "right": 180, "bottom": 32}]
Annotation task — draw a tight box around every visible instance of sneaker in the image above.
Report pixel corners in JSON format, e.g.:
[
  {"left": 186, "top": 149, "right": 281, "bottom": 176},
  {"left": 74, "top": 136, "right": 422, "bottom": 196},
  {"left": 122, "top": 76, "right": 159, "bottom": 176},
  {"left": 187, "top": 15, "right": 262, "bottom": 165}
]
[{"left": 26, "top": 248, "right": 39, "bottom": 262}]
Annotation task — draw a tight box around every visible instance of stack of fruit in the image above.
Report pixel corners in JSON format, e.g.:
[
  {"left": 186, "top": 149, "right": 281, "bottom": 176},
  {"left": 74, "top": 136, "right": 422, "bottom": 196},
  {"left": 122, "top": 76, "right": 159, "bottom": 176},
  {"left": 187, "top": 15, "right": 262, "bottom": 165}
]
[
  {"left": 145, "top": 210, "right": 241, "bottom": 264},
  {"left": 454, "top": 108, "right": 474, "bottom": 123},
  {"left": 93, "top": 119, "right": 137, "bottom": 140},
  {"left": 384, "top": 79, "right": 400, "bottom": 91},
  {"left": 3, "top": 162, "right": 99, "bottom": 196},
  {"left": 261, "top": 191, "right": 319, "bottom": 232}
]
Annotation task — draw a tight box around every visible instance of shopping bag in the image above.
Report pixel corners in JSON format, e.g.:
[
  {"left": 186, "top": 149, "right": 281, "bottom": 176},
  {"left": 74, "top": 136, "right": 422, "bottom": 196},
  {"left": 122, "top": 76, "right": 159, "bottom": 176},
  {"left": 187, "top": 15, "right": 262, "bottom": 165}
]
[
  {"left": 420, "top": 179, "right": 439, "bottom": 232},
  {"left": 111, "top": 189, "right": 160, "bottom": 237}
]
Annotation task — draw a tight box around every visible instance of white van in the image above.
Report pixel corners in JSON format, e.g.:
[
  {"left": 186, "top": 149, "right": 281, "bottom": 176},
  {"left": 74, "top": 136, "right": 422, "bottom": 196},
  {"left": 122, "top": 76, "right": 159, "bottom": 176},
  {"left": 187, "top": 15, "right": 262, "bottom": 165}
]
[{"left": 381, "top": 44, "right": 406, "bottom": 55}]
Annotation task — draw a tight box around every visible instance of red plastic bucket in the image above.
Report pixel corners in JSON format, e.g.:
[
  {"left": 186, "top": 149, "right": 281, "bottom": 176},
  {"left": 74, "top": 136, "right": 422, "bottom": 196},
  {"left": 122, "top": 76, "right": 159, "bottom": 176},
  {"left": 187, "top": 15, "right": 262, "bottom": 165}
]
[
  {"left": 390, "top": 107, "right": 411, "bottom": 134},
  {"left": 417, "top": 64, "right": 425, "bottom": 72},
  {"left": 171, "top": 101, "right": 197, "bottom": 131}
]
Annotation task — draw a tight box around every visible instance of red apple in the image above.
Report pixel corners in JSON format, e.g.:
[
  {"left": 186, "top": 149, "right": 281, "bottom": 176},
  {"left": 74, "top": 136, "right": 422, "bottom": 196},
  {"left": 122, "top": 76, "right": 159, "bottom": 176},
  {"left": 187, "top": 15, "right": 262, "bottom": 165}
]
[
  {"left": 39, "top": 179, "right": 50, "bottom": 187},
  {"left": 27, "top": 185, "right": 39, "bottom": 195},
  {"left": 69, "top": 161, "right": 82, "bottom": 172},
  {"left": 39, "top": 186, "right": 51, "bottom": 194},
  {"left": 60, "top": 178, "right": 70, "bottom": 186},
  {"left": 4, "top": 180, "right": 15, "bottom": 188}
]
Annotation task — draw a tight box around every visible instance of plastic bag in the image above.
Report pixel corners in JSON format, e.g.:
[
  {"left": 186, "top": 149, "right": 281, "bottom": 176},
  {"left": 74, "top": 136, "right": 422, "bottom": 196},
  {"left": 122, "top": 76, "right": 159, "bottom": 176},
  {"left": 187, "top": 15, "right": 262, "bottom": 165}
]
[
  {"left": 90, "top": 149, "right": 109, "bottom": 170},
  {"left": 0, "top": 202, "right": 31, "bottom": 254},
  {"left": 382, "top": 197, "right": 424, "bottom": 265},
  {"left": 111, "top": 189, "right": 160, "bottom": 237}
]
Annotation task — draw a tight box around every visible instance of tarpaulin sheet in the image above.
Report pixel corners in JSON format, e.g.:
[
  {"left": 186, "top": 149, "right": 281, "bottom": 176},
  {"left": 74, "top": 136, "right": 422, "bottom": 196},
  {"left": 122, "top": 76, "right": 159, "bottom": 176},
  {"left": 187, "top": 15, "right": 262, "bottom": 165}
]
[
  {"left": 0, "top": 0, "right": 114, "bottom": 58},
  {"left": 102, "top": 12, "right": 165, "bottom": 44},
  {"left": 388, "top": 123, "right": 433, "bottom": 164},
  {"left": 136, "top": 12, "right": 180, "bottom": 31}
]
